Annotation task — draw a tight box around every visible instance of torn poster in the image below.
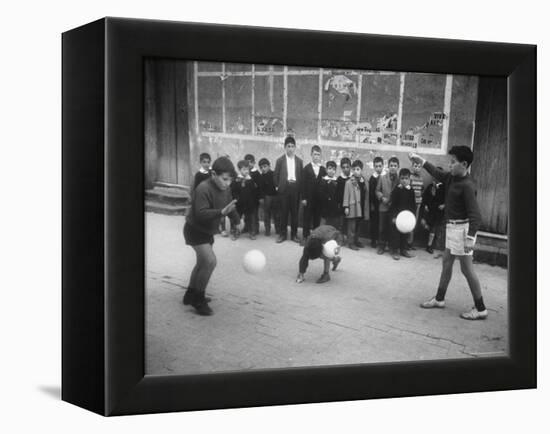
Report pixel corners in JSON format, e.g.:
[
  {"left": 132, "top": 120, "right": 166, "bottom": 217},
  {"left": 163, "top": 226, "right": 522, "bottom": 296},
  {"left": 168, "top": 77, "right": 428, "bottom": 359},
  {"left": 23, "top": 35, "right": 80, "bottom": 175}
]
[{"left": 324, "top": 75, "right": 357, "bottom": 102}]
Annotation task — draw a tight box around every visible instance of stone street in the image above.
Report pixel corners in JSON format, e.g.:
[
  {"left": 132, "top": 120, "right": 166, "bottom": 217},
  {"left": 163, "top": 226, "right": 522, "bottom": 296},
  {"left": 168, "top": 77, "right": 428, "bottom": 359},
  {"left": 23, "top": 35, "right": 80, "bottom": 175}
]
[{"left": 145, "top": 213, "right": 508, "bottom": 375}]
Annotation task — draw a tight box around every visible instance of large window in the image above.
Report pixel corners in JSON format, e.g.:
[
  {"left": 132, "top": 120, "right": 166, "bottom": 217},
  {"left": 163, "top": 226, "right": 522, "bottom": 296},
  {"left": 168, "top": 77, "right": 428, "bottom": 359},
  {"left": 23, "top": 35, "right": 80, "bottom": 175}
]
[{"left": 194, "top": 62, "right": 477, "bottom": 154}]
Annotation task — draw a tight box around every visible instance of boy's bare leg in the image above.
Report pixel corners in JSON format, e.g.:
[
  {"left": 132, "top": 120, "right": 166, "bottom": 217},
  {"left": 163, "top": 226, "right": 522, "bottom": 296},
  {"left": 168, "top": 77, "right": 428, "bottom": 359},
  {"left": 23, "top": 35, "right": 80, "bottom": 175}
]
[
  {"left": 436, "top": 248, "right": 455, "bottom": 300},
  {"left": 192, "top": 244, "right": 217, "bottom": 294},
  {"left": 458, "top": 255, "right": 483, "bottom": 300}
]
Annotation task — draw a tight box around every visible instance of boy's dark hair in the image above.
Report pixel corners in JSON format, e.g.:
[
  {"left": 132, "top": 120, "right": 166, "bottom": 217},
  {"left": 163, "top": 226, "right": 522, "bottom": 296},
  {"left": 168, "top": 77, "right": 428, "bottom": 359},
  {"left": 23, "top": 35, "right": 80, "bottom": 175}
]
[
  {"left": 284, "top": 136, "right": 296, "bottom": 147},
  {"left": 307, "top": 238, "right": 323, "bottom": 260},
  {"left": 351, "top": 160, "right": 363, "bottom": 170},
  {"left": 258, "top": 158, "right": 270, "bottom": 167},
  {"left": 373, "top": 156, "right": 384, "bottom": 165},
  {"left": 211, "top": 157, "right": 236, "bottom": 177},
  {"left": 237, "top": 159, "right": 250, "bottom": 170},
  {"left": 340, "top": 157, "right": 351, "bottom": 167},
  {"left": 244, "top": 154, "right": 255, "bottom": 163},
  {"left": 326, "top": 160, "right": 337, "bottom": 170},
  {"left": 388, "top": 156, "right": 400, "bottom": 166},
  {"left": 448, "top": 145, "right": 474, "bottom": 167},
  {"left": 199, "top": 152, "right": 211, "bottom": 162},
  {"left": 311, "top": 145, "right": 322, "bottom": 154},
  {"left": 399, "top": 168, "right": 411, "bottom": 178}
]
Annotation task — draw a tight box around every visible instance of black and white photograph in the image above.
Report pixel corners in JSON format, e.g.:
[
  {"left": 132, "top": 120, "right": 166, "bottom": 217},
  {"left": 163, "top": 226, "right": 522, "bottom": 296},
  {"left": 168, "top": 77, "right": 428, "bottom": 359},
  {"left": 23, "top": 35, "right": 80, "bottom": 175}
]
[
  {"left": 4, "top": 0, "right": 545, "bottom": 430},
  {"left": 145, "top": 59, "right": 509, "bottom": 375}
]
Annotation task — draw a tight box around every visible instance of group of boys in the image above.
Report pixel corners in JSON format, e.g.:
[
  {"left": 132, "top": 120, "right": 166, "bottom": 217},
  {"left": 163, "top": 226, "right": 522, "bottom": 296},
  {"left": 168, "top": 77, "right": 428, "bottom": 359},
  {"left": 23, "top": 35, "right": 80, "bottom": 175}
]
[
  {"left": 193, "top": 147, "right": 445, "bottom": 262},
  {"left": 189, "top": 140, "right": 488, "bottom": 321}
]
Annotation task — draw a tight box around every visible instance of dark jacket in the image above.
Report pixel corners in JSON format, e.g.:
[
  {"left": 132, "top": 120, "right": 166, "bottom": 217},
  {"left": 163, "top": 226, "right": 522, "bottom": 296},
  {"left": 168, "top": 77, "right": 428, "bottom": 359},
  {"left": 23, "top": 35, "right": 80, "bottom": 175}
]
[
  {"left": 301, "top": 163, "right": 327, "bottom": 203},
  {"left": 273, "top": 154, "right": 304, "bottom": 194},
  {"left": 193, "top": 169, "right": 211, "bottom": 191},
  {"left": 388, "top": 184, "right": 416, "bottom": 218},
  {"left": 231, "top": 176, "right": 259, "bottom": 214},
  {"left": 423, "top": 161, "right": 482, "bottom": 237},
  {"left": 421, "top": 183, "right": 445, "bottom": 226},
  {"left": 186, "top": 178, "right": 239, "bottom": 234},
  {"left": 319, "top": 176, "right": 340, "bottom": 218},
  {"left": 258, "top": 170, "right": 277, "bottom": 198}
]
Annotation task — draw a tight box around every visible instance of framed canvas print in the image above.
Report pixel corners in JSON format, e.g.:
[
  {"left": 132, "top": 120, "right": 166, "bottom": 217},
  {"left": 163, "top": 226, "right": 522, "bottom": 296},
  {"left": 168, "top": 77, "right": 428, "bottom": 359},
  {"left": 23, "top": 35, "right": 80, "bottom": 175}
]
[{"left": 62, "top": 17, "right": 536, "bottom": 416}]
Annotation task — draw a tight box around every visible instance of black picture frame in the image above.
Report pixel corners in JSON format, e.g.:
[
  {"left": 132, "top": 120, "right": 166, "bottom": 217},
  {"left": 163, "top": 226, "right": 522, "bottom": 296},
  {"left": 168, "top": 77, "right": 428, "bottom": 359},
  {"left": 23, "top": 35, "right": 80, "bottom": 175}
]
[{"left": 62, "top": 17, "right": 536, "bottom": 416}]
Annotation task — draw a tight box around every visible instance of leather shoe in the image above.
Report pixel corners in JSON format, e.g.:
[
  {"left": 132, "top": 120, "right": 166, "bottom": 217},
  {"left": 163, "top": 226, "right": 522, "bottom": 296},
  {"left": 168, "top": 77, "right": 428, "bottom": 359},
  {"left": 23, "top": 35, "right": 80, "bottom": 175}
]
[
  {"left": 276, "top": 235, "right": 287, "bottom": 243},
  {"left": 316, "top": 272, "right": 330, "bottom": 283}
]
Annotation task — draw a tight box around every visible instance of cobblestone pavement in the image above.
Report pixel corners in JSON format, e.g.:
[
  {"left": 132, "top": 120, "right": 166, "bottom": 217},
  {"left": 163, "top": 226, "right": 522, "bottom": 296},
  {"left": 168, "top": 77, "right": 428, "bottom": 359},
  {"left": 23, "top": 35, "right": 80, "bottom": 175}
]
[{"left": 145, "top": 213, "right": 508, "bottom": 375}]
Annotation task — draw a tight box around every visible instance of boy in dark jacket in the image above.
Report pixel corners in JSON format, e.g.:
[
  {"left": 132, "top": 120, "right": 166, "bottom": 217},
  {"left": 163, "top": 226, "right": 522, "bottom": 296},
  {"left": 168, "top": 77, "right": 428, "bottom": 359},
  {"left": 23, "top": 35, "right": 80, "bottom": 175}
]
[
  {"left": 258, "top": 158, "right": 279, "bottom": 236},
  {"left": 245, "top": 154, "right": 261, "bottom": 234},
  {"left": 368, "top": 156, "right": 384, "bottom": 248},
  {"left": 231, "top": 160, "right": 259, "bottom": 240},
  {"left": 192, "top": 152, "right": 212, "bottom": 191},
  {"left": 301, "top": 145, "right": 327, "bottom": 239},
  {"left": 319, "top": 161, "right": 340, "bottom": 228},
  {"left": 336, "top": 157, "right": 352, "bottom": 239},
  {"left": 421, "top": 178, "right": 446, "bottom": 254},
  {"left": 389, "top": 168, "right": 416, "bottom": 260}
]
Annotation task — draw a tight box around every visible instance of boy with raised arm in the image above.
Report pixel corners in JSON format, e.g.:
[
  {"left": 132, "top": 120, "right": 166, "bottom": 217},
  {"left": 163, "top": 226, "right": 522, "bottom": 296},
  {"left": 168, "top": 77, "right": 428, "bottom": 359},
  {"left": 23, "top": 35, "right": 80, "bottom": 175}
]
[{"left": 409, "top": 147, "right": 487, "bottom": 320}]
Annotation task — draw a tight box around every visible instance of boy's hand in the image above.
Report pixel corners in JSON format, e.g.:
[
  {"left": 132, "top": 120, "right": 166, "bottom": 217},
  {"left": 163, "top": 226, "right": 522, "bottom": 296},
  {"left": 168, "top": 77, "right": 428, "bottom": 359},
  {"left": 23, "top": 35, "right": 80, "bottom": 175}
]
[
  {"left": 301, "top": 199, "right": 308, "bottom": 206},
  {"left": 438, "top": 204, "right": 445, "bottom": 210},
  {"left": 344, "top": 207, "right": 349, "bottom": 216},
  {"left": 464, "top": 236, "right": 475, "bottom": 253},
  {"left": 408, "top": 153, "right": 425, "bottom": 166},
  {"left": 424, "top": 205, "right": 429, "bottom": 212},
  {"left": 381, "top": 197, "right": 389, "bottom": 205},
  {"left": 392, "top": 217, "right": 396, "bottom": 224},
  {"left": 221, "top": 199, "right": 237, "bottom": 216},
  {"left": 259, "top": 198, "right": 264, "bottom": 206}
]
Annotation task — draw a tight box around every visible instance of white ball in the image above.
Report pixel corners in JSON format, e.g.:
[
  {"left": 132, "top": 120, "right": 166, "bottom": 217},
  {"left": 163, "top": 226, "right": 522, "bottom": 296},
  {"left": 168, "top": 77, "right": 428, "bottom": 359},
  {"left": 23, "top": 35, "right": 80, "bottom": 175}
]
[
  {"left": 396, "top": 210, "right": 416, "bottom": 233},
  {"left": 322, "top": 240, "right": 339, "bottom": 259},
  {"left": 243, "top": 249, "right": 266, "bottom": 274}
]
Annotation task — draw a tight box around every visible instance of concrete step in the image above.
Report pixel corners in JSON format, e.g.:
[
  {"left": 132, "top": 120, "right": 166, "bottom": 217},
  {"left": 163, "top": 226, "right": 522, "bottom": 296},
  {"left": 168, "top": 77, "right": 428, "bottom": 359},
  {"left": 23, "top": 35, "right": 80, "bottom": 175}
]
[
  {"left": 145, "top": 187, "right": 191, "bottom": 205},
  {"left": 153, "top": 181, "right": 191, "bottom": 193},
  {"left": 145, "top": 201, "right": 190, "bottom": 216}
]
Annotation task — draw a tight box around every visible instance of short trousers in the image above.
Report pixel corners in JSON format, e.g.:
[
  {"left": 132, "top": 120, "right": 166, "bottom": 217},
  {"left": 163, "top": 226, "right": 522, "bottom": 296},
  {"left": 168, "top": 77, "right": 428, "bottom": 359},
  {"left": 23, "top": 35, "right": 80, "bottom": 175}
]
[
  {"left": 183, "top": 222, "right": 214, "bottom": 246},
  {"left": 445, "top": 221, "right": 475, "bottom": 256}
]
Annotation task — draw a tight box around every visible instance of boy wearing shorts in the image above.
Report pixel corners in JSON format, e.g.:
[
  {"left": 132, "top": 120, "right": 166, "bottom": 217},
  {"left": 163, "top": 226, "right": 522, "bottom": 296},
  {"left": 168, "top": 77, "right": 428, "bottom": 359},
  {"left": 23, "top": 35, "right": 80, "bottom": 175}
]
[{"left": 409, "top": 147, "right": 487, "bottom": 320}]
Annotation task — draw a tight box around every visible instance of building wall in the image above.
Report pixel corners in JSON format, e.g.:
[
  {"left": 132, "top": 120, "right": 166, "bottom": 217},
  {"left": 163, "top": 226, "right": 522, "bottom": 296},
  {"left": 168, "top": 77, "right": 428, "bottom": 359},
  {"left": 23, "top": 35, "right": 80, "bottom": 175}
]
[
  {"left": 185, "top": 60, "right": 478, "bottom": 183},
  {"left": 470, "top": 77, "right": 508, "bottom": 235}
]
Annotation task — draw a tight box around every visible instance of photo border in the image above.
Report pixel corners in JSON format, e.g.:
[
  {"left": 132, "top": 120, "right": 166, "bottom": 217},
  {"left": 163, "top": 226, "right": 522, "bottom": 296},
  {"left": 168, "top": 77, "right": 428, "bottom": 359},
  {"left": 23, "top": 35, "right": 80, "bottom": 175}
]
[{"left": 62, "top": 17, "right": 536, "bottom": 416}]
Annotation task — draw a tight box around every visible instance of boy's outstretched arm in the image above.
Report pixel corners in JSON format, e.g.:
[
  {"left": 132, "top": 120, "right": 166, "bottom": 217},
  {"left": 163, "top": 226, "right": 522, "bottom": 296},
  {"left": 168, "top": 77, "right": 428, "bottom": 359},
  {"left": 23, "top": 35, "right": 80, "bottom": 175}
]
[{"left": 408, "top": 153, "right": 448, "bottom": 183}]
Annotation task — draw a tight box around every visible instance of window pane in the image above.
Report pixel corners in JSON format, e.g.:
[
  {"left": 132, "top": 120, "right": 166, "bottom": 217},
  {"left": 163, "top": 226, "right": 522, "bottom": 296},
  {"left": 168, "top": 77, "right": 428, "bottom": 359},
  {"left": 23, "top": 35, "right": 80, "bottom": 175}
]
[
  {"left": 197, "top": 77, "right": 222, "bottom": 132},
  {"left": 287, "top": 75, "right": 319, "bottom": 138},
  {"left": 401, "top": 73, "right": 446, "bottom": 149},
  {"left": 359, "top": 74, "right": 401, "bottom": 146},
  {"left": 449, "top": 75, "right": 478, "bottom": 147},
  {"left": 225, "top": 76, "right": 252, "bottom": 134},
  {"left": 320, "top": 72, "right": 359, "bottom": 142},
  {"left": 253, "top": 74, "right": 284, "bottom": 136}
]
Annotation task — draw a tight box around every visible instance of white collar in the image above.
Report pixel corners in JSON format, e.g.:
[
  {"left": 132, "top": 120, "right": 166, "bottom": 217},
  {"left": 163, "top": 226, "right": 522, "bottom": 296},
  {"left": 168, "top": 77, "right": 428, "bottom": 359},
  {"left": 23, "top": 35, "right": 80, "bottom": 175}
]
[
  {"left": 199, "top": 167, "right": 210, "bottom": 174},
  {"left": 323, "top": 175, "right": 337, "bottom": 181}
]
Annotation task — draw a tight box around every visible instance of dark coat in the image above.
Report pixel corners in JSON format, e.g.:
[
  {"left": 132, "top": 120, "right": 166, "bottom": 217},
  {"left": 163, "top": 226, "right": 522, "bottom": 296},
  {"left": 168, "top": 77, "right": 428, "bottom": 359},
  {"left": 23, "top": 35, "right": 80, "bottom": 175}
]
[
  {"left": 301, "top": 163, "right": 327, "bottom": 202},
  {"left": 273, "top": 154, "right": 304, "bottom": 194},
  {"left": 231, "top": 177, "right": 259, "bottom": 214}
]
